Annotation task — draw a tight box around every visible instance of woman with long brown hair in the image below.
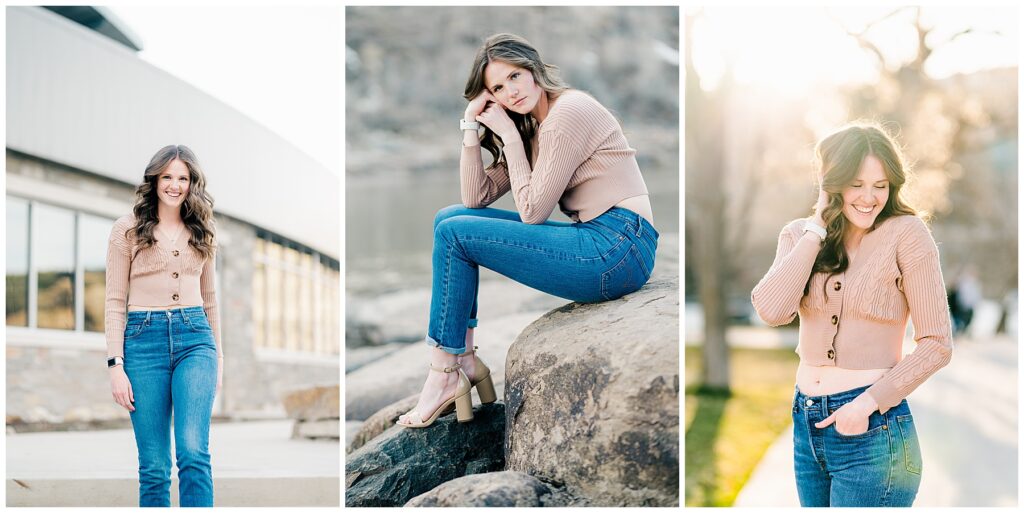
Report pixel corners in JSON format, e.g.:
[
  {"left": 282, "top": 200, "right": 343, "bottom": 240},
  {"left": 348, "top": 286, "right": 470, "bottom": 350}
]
[
  {"left": 751, "top": 123, "right": 953, "bottom": 506},
  {"left": 396, "top": 33, "right": 658, "bottom": 428},
  {"left": 106, "top": 144, "right": 221, "bottom": 507}
]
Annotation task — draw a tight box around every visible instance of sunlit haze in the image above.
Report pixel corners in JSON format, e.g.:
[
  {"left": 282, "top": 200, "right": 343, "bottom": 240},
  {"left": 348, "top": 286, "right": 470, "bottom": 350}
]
[{"left": 690, "top": 6, "right": 1018, "bottom": 96}]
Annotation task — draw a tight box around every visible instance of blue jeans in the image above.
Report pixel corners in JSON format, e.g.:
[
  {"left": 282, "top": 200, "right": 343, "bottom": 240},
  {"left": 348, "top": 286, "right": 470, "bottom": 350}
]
[
  {"left": 123, "top": 307, "right": 218, "bottom": 507},
  {"left": 427, "top": 204, "right": 658, "bottom": 354},
  {"left": 792, "top": 384, "right": 923, "bottom": 507}
]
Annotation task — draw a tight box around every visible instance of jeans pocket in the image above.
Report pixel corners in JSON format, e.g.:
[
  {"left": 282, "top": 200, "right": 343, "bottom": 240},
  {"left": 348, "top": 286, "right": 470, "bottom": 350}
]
[
  {"left": 185, "top": 312, "right": 213, "bottom": 333},
  {"left": 832, "top": 410, "right": 887, "bottom": 440},
  {"left": 600, "top": 244, "right": 651, "bottom": 300},
  {"left": 896, "top": 414, "right": 923, "bottom": 475},
  {"left": 124, "top": 321, "right": 146, "bottom": 339}
]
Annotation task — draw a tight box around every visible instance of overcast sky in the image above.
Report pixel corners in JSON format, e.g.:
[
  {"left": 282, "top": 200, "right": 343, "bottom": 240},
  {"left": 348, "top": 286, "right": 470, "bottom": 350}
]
[{"left": 109, "top": 5, "right": 342, "bottom": 174}]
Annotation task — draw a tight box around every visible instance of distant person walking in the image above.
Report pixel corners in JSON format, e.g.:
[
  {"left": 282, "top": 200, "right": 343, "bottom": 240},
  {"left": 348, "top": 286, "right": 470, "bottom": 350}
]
[
  {"left": 752, "top": 123, "right": 953, "bottom": 506},
  {"left": 396, "top": 33, "right": 658, "bottom": 427},
  {"left": 106, "top": 145, "right": 222, "bottom": 507},
  {"left": 953, "top": 266, "right": 982, "bottom": 336}
]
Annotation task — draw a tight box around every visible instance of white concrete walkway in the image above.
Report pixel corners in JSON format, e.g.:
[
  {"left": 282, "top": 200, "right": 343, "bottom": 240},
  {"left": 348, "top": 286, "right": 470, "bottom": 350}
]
[{"left": 7, "top": 419, "right": 339, "bottom": 507}]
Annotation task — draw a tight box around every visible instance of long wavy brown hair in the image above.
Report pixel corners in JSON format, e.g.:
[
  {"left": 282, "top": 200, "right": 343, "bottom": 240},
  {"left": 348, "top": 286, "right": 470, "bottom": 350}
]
[
  {"left": 805, "top": 122, "right": 919, "bottom": 296},
  {"left": 128, "top": 145, "right": 216, "bottom": 259},
  {"left": 464, "top": 33, "right": 569, "bottom": 170}
]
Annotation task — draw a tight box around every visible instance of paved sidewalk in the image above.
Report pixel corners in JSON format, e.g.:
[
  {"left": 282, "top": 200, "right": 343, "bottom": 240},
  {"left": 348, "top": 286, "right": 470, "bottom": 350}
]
[
  {"left": 734, "top": 336, "right": 1018, "bottom": 507},
  {"left": 7, "top": 419, "right": 339, "bottom": 507}
]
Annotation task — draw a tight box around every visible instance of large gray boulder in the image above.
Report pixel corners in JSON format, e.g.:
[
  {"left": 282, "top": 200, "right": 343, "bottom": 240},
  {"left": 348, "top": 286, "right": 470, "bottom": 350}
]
[
  {"left": 405, "top": 470, "right": 583, "bottom": 507},
  {"left": 504, "top": 277, "right": 680, "bottom": 506},
  {"left": 345, "top": 403, "right": 505, "bottom": 507},
  {"left": 347, "top": 393, "right": 418, "bottom": 454}
]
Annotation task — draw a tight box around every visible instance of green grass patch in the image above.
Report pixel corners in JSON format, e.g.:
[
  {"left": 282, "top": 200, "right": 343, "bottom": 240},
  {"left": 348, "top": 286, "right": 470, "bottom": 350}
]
[{"left": 684, "top": 346, "right": 799, "bottom": 507}]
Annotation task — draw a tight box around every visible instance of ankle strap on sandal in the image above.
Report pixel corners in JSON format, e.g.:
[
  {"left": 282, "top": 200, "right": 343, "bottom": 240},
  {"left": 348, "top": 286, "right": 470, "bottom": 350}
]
[
  {"left": 458, "top": 345, "right": 480, "bottom": 357},
  {"left": 429, "top": 362, "right": 462, "bottom": 373}
]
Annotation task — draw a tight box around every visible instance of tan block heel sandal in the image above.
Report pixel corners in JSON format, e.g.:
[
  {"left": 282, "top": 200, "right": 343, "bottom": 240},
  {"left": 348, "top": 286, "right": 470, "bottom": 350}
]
[
  {"left": 396, "top": 362, "right": 474, "bottom": 428},
  {"left": 459, "top": 345, "right": 497, "bottom": 405}
]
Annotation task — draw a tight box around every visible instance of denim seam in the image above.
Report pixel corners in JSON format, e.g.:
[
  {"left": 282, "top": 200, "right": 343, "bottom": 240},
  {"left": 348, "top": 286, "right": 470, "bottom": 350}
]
[
  {"left": 880, "top": 412, "right": 895, "bottom": 507},
  {"left": 439, "top": 243, "right": 454, "bottom": 348},
  {"left": 166, "top": 311, "right": 174, "bottom": 362},
  {"left": 896, "top": 415, "right": 921, "bottom": 475},
  {"left": 600, "top": 244, "right": 651, "bottom": 301},
  {"left": 460, "top": 235, "right": 620, "bottom": 263},
  {"left": 804, "top": 410, "right": 826, "bottom": 472}
]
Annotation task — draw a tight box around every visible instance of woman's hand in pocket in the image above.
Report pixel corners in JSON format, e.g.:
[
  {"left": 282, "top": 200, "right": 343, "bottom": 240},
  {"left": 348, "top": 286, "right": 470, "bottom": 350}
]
[{"left": 815, "top": 393, "right": 878, "bottom": 435}]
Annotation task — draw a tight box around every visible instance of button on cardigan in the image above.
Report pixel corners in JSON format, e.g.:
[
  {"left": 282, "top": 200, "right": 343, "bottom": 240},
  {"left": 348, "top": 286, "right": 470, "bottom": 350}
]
[
  {"left": 105, "top": 215, "right": 222, "bottom": 359},
  {"left": 751, "top": 214, "right": 953, "bottom": 413}
]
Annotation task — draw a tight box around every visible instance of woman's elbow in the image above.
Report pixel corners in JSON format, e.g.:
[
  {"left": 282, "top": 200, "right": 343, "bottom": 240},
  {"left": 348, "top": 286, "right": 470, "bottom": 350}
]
[
  {"left": 750, "top": 294, "right": 794, "bottom": 327},
  {"left": 461, "top": 192, "right": 486, "bottom": 209}
]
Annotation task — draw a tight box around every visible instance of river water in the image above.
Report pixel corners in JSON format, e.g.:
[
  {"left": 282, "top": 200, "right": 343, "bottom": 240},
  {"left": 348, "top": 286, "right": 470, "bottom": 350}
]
[{"left": 345, "top": 168, "right": 678, "bottom": 295}]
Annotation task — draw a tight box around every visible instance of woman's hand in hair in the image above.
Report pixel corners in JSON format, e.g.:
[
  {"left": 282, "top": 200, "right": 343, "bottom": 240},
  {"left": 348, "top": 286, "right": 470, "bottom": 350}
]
[
  {"left": 465, "top": 91, "right": 497, "bottom": 122},
  {"left": 811, "top": 182, "right": 829, "bottom": 229},
  {"left": 109, "top": 365, "right": 135, "bottom": 412},
  {"left": 477, "top": 102, "right": 518, "bottom": 141}
]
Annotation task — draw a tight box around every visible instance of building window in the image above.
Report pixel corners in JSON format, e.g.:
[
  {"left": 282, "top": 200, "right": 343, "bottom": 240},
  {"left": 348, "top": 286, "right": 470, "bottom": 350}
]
[
  {"left": 253, "top": 232, "right": 340, "bottom": 356},
  {"left": 6, "top": 197, "right": 30, "bottom": 326},
  {"left": 34, "top": 203, "right": 77, "bottom": 330},
  {"left": 5, "top": 195, "right": 113, "bottom": 333},
  {"left": 81, "top": 213, "right": 111, "bottom": 332}
]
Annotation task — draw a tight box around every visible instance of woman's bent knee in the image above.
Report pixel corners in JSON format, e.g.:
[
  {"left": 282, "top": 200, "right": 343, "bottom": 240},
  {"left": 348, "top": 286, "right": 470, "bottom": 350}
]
[{"left": 434, "top": 204, "right": 476, "bottom": 231}]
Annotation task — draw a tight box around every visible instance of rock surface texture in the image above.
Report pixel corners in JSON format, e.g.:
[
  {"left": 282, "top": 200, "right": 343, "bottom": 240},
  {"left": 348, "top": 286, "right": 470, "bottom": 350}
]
[
  {"left": 344, "top": 403, "right": 505, "bottom": 507},
  {"left": 282, "top": 384, "right": 339, "bottom": 440},
  {"left": 504, "top": 277, "right": 680, "bottom": 506},
  {"left": 346, "top": 393, "right": 417, "bottom": 454},
  {"left": 405, "top": 471, "right": 583, "bottom": 507}
]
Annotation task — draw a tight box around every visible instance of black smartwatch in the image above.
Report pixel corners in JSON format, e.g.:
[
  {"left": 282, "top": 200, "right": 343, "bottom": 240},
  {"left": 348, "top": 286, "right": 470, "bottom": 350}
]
[{"left": 107, "top": 356, "right": 124, "bottom": 368}]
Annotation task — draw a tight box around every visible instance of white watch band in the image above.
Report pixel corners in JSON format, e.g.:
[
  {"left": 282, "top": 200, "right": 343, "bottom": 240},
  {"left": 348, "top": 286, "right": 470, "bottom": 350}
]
[
  {"left": 460, "top": 119, "right": 480, "bottom": 131},
  {"left": 803, "top": 221, "right": 827, "bottom": 240}
]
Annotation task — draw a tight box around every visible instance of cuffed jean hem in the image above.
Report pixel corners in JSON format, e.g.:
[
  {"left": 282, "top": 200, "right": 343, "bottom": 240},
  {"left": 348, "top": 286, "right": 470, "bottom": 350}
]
[
  {"left": 425, "top": 335, "right": 466, "bottom": 355},
  {"left": 468, "top": 319, "right": 478, "bottom": 329}
]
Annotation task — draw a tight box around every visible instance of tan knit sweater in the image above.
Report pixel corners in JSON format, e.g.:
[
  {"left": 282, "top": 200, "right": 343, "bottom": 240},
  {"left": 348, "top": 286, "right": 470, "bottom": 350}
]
[
  {"left": 460, "top": 90, "right": 649, "bottom": 224},
  {"left": 751, "top": 215, "right": 952, "bottom": 414},
  {"left": 105, "top": 215, "right": 221, "bottom": 359}
]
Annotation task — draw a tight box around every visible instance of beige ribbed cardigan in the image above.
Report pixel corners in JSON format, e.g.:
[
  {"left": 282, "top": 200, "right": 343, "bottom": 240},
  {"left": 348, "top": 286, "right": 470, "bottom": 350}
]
[
  {"left": 751, "top": 215, "right": 953, "bottom": 413},
  {"left": 460, "top": 90, "right": 649, "bottom": 224},
  {"left": 105, "top": 215, "right": 222, "bottom": 359}
]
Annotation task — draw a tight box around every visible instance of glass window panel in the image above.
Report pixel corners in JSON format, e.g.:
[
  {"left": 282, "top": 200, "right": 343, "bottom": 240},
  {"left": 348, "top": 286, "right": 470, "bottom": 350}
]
[
  {"left": 6, "top": 197, "right": 30, "bottom": 326},
  {"left": 253, "top": 261, "right": 266, "bottom": 349},
  {"left": 284, "top": 250, "right": 300, "bottom": 351},
  {"left": 81, "top": 214, "right": 112, "bottom": 332},
  {"left": 299, "top": 253, "right": 313, "bottom": 352},
  {"left": 36, "top": 204, "right": 76, "bottom": 330},
  {"left": 254, "top": 237, "right": 265, "bottom": 261},
  {"left": 266, "top": 242, "right": 283, "bottom": 350},
  {"left": 329, "top": 268, "right": 340, "bottom": 354}
]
